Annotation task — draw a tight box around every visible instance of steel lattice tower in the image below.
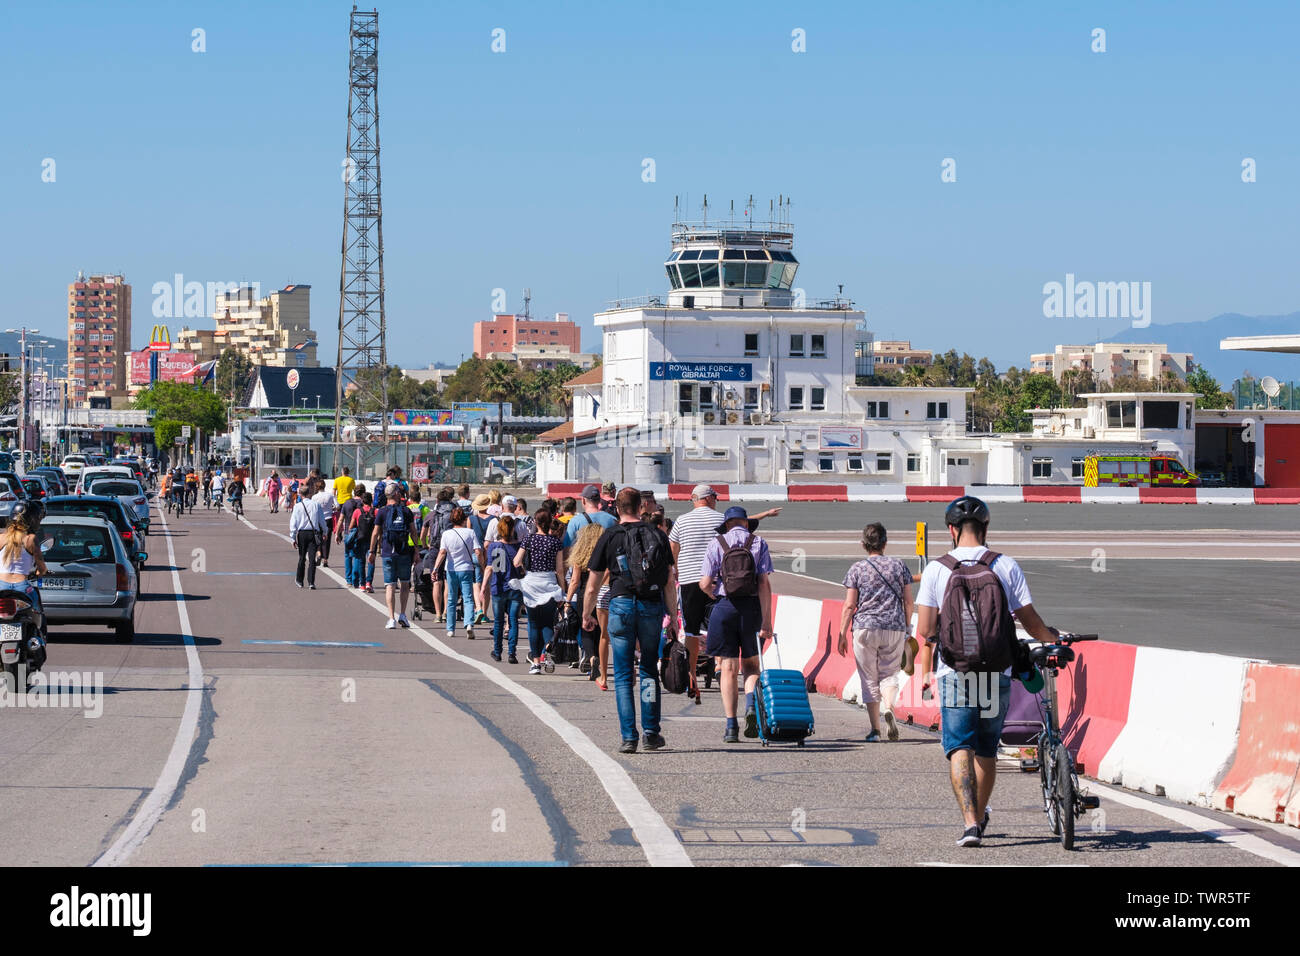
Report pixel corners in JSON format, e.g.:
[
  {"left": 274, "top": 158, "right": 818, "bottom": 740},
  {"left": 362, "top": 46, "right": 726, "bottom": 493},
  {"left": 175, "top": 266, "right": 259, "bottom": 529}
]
[{"left": 335, "top": 7, "right": 388, "bottom": 442}]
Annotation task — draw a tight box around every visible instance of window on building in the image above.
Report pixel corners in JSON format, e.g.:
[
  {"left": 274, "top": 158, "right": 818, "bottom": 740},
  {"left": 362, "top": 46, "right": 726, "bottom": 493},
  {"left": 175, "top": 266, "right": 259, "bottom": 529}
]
[
  {"left": 698, "top": 385, "right": 715, "bottom": 410},
  {"left": 1071, "top": 457, "right": 1086, "bottom": 479},
  {"left": 947, "top": 456, "right": 971, "bottom": 466},
  {"left": 876, "top": 452, "right": 892, "bottom": 473},
  {"left": 744, "top": 333, "right": 759, "bottom": 356},
  {"left": 789, "top": 386, "right": 804, "bottom": 410},
  {"left": 746, "top": 435, "right": 766, "bottom": 449},
  {"left": 847, "top": 454, "right": 863, "bottom": 472},
  {"left": 1032, "top": 457, "right": 1053, "bottom": 479},
  {"left": 789, "top": 454, "right": 804, "bottom": 471},
  {"left": 1106, "top": 401, "right": 1137, "bottom": 428},
  {"left": 810, "top": 387, "right": 825, "bottom": 411},
  {"left": 679, "top": 383, "right": 693, "bottom": 415},
  {"left": 1143, "top": 401, "right": 1179, "bottom": 429},
  {"left": 743, "top": 386, "right": 759, "bottom": 410},
  {"left": 790, "top": 334, "right": 805, "bottom": 358},
  {"left": 927, "top": 401, "right": 950, "bottom": 419},
  {"left": 819, "top": 454, "right": 834, "bottom": 472},
  {"left": 866, "top": 400, "right": 889, "bottom": 419},
  {"left": 810, "top": 334, "right": 826, "bottom": 358},
  {"left": 907, "top": 453, "right": 922, "bottom": 473}
]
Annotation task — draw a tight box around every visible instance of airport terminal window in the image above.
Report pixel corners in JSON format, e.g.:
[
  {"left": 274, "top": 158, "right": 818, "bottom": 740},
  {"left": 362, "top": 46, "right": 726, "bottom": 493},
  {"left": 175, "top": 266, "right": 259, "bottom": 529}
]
[
  {"left": 819, "top": 454, "right": 834, "bottom": 472},
  {"left": 866, "top": 401, "right": 890, "bottom": 419},
  {"left": 680, "top": 249, "right": 701, "bottom": 260},
  {"left": 790, "top": 334, "right": 805, "bottom": 357},
  {"left": 810, "top": 334, "right": 826, "bottom": 358},
  {"left": 876, "top": 453, "right": 892, "bottom": 473},
  {"left": 927, "top": 401, "right": 949, "bottom": 419},
  {"left": 666, "top": 266, "right": 682, "bottom": 289},
  {"left": 744, "top": 333, "right": 759, "bottom": 356},
  {"left": 847, "top": 454, "right": 863, "bottom": 472},
  {"left": 697, "top": 249, "right": 718, "bottom": 260},
  {"left": 745, "top": 263, "right": 768, "bottom": 285},
  {"left": 1071, "top": 457, "right": 1085, "bottom": 478},
  {"left": 1032, "top": 457, "right": 1053, "bottom": 478},
  {"left": 745, "top": 249, "right": 770, "bottom": 260},
  {"left": 744, "top": 386, "right": 759, "bottom": 410},
  {"left": 789, "top": 454, "right": 804, "bottom": 471},
  {"left": 1107, "top": 401, "right": 1136, "bottom": 428},
  {"left": 789, "top": 386, "right": 804, "bottom": 410},
  {"left": 723, "top": 263, "right": 746, "bottom": 287},
  {"left": 698, "top": 385, "right": 715, "bottom": 409},
  {"left": 723, "top": 249, "right": 746, "bottom": 260},
  {"left": 698, "top": 263, "right": 719, "bottom": 285},
  {"left": 679, "top": 263, "right": 702, "bottom": 288},
  {"left": 679, "top": 383, "right": 693, "bottom": 415},
  {"left": 907, "top": 453, "right": 921, "bottom": 473},
  {"left": 810, "top": 387, "right": 825, "bottom": 411},
  {"left": 1143, "top": 401, "right": 1179, "bottom": 429}
]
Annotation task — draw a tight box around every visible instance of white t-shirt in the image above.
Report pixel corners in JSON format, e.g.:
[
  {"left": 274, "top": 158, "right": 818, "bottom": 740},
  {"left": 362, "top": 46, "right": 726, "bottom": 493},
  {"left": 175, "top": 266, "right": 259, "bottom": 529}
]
[
  {"left": 484, "top": 515, "right": 524, "bottom": 545},
  {"left": 440, "top": 527, "right": 479, "bottom": 573},
  {"left": 916, "top": 546, "right": 1032, "bottom": 679},
  {"left": 668, "top": 505, "right": 722, "bottom": 583},
  {"left": 312, "top": 489, "right": 337, "bottom": 514}
]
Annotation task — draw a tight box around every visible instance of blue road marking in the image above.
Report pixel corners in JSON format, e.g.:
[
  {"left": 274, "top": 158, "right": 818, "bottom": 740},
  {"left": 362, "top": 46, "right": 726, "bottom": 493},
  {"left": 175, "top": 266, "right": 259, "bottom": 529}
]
[
  {"left": 208, "top": 861, "right": 568, "bottom": 867},
  {"left": 207, "top": 572, "right": 294, "bottom": 576},
  {"left": 241, "top": 640, "right": 384, "bottom": 648}
]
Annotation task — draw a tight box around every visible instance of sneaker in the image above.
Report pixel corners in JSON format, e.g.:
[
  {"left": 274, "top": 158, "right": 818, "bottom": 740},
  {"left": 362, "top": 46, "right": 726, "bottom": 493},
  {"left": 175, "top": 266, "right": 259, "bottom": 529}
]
[
  {"left": 883, "top": 711, "right": 899, "bottom": 741},
  {"left": 296, "top": 582, "right": 303, "bottom": 589},
  {"left": 308, "top": 584, "right": 316, "bottom": 590},
  {"left": 580, "top": 658, "right": 591, "bottom": 674},
  {"left": 528, "top": 664, "right": 541, "bottom": 675},
  {"left": 618, "top": 739, "right": 638, "bottom": 754},
  {"left": 743, "top": 711, "right": 758, "bottom": 739},
  {"left": 723, "top": 725, "right": 740, "bottom": 744},
  {"left": 508, "top": 654, "right": 518, "bottom": 664},
  {"left": 978, "top": 808, "right": 991, "bottom": 838},
  {"left": 526, "top": 654, "right": 538, "bottom": 667},
  {"left": 490, "top": 652, "right": 502, "bottom": 662},
  {"left": 397, "top": 615, "right": 410, "bottom": 628},
  {"left": 466, "top": 627, "right": 475, "bottom": 640},
  {"left": 643, "top": 732, "right": 666, "bottom": 751},
  {"left": 865, "top": 729, "right": 882, "bottom": 743},
  {"left": 385, "top": 619, "right": 397, "bottom": 630},
  {"left": 568, "top": 660, "right": 580, "bottom": 669},
  {"left": 956, "top": 825, "right": 982, "bottom": 848}
]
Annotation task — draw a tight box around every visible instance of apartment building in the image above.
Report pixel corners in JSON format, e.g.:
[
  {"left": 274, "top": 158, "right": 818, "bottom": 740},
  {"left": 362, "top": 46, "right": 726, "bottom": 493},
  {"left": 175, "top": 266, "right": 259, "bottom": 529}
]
[
  {"left": 67, "top": 272, "right": 132, "bottom": 406},
  {"left": 870, "top": 339, "right": 933, "bottom": 368},
  {"left": 177, "top": 284, "right": 317, "bottom": 369},
  {"left": 1030, "top": 342, "right": 1195, "bottom": 384}
]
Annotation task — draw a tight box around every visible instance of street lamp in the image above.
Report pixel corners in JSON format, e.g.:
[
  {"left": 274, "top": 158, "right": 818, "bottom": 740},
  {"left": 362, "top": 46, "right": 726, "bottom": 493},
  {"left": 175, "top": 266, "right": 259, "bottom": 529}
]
[{"left": 6, "top": 327, "right": 38, "bottom": 466}]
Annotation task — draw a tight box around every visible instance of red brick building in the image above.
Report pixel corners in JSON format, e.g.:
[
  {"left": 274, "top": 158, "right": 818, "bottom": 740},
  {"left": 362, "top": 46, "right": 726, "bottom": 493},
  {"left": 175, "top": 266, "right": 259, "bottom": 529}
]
[
  {"left": 473, "top": 312, "right": 581, "bottom": 358},
  {"left": 68, "top": 273, "right": 132, "bottom": 406}
]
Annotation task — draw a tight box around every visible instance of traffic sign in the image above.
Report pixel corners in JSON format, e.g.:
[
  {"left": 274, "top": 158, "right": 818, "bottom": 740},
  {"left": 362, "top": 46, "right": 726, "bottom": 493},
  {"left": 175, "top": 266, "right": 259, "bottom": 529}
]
[
  {"left": 174, "top": 436, "right": 184, "bottom": 445},
  {"left": 915, "top": 521, "right": 927, "bottom": 559},
  {"left": 181, "top": 425, "right": 192, "bottom": 438},
  {"left": 452, "top": 450, "right": 472, "bottom": 467},
  {"left": 411, "top": 463, "right": 429, "bottom": 482}
]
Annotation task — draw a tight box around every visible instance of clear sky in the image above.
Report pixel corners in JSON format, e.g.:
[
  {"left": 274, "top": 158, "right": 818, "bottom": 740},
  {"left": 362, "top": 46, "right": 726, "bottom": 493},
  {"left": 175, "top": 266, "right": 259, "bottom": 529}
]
[{"left": 4, "top": 0, "right": 1297, "bottom": 371}]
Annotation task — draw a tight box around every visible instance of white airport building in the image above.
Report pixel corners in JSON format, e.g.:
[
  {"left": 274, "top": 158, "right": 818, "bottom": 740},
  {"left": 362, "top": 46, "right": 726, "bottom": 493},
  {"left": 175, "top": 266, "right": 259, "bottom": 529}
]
[{"left": 533, "top": 216, "right": 1200, "bottom": 489}]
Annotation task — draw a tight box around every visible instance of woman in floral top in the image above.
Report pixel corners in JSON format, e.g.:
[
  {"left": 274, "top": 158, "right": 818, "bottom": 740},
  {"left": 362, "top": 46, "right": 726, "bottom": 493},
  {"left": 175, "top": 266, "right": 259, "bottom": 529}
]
[{"left": 837, "top": 522, "right": 915, "bottom": 742}]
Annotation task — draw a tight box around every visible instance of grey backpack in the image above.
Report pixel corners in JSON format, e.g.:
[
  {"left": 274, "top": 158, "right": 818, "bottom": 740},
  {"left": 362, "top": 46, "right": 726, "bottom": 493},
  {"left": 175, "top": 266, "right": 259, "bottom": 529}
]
[{"left": 936, "top": 551, "right": 1016, "bottom": 673}]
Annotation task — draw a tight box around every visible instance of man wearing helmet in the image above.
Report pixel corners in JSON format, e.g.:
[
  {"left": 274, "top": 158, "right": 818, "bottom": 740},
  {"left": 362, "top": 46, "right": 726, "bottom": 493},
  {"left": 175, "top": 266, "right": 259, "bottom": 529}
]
[{"left": 914, "top": 495, "right": 1061, "bottom": 848}]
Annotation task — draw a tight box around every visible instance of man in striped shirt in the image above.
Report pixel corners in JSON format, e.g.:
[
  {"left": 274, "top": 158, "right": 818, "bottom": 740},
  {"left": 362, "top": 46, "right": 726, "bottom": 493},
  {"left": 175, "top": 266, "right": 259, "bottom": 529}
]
[{"left": 669, "top": 485, "right": 781, "bottom": 701}]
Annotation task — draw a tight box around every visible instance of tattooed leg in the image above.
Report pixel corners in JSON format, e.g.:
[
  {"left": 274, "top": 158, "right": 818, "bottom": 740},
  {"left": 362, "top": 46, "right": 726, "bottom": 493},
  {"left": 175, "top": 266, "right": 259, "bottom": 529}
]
[{"left": 949, "top": 749, "right": 980, "bottom": 826}]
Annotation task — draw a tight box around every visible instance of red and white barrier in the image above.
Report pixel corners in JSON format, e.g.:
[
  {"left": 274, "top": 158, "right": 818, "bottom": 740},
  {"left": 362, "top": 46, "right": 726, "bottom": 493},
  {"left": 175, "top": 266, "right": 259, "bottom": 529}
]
[
  {"left": 1211, "top": 663, "right": 1300, "bottom": 826},
  {"left": 547, "top": 482, "right": 1299, "bottom": 505}
]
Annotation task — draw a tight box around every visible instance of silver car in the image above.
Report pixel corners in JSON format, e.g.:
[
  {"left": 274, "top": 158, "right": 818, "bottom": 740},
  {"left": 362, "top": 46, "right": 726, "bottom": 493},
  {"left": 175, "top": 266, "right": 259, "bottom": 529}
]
[
  {"left": 86, "top": 475, "right": 151, "bottom": 532},
  {"left": 36, "top": 515, "right": 138, "bottom": 642}
]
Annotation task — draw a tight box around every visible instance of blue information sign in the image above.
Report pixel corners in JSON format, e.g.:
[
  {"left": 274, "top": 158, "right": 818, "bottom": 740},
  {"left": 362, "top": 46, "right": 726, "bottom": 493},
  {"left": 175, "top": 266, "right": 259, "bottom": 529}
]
[{"left": 649, "top": 362, "right": 752, "bottom": 382}]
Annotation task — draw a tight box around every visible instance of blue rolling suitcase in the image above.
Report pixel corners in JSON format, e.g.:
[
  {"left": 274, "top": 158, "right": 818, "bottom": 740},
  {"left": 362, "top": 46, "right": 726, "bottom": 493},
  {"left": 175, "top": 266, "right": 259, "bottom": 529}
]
[{"left": 755, "top": 631, "right": 815, "bottom": 747}]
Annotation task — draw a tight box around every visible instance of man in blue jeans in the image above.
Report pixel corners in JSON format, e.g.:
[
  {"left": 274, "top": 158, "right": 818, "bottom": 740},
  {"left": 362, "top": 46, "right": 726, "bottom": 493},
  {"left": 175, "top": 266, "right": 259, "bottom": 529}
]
[{"left": 582, "top": 487, "right": 679, "bottom": 754}]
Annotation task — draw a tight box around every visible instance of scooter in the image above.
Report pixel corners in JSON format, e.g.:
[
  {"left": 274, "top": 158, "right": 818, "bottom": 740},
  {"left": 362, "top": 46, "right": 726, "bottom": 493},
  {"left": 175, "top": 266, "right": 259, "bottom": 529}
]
[{"left": 0, "top": 581, "right": 48, "bottom": 693}]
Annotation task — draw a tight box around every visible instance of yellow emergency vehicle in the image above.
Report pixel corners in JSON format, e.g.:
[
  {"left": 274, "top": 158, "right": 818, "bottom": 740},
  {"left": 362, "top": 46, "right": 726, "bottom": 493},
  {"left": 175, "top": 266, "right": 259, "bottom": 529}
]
[{"left": 1083, "top": 455, "right": 1200, "bottom": 488}]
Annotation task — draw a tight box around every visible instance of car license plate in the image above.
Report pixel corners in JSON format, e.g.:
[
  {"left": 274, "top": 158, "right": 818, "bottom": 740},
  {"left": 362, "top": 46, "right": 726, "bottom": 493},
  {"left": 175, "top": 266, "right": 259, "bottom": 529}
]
[
  {"left": 44, "top": 577, "right": 85, "bottom": 591},
  {"left": 0, "top": 623, "right": 21, "bottom": 641}
]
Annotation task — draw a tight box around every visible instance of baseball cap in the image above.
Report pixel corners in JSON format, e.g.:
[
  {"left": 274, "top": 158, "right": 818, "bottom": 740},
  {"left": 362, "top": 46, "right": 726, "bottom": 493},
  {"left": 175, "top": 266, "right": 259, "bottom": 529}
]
[
  {"left": 691, "top": 484, "right": 717, "bottom": 499},
  {"left": 581, "top": 483, "right": 601, "bottom": 500},
  {"left": 601, "top": 480, "right": 616, "bottom": 494},
  {"left": 502, "top": 495, "right": 517, "bottom": 508},
  {"left": 714, "top": 506, "right": 749, "bottom": 533}
]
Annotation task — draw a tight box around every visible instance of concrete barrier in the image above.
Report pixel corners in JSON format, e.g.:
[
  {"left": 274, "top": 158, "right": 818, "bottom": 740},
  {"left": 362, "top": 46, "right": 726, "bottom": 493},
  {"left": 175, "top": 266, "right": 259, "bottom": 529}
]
[
  {"left": 789, "top": 484, "right": 848, "bottom": 502},
  {"left": 847, "top": 484, "right": 908, "bottom": 502},
  {"left": 1097, "top": 646, "right": 1251, "bottom": 807},
  {"left": 1081, "top": 487, "right": 1142, "bottom": 504},
  {"left": 1211, "top": 662, "right": 1300, "bottom": 826},
  {"left": 765, "top": 594, "right": 823, "bottom": 674},
  {"left": 1139, "top": 486, "right": 1198, "bottom": 504},
  {"left": 729, "top": 484, "right": 786, "bottom": 501},
  {"left": 668, "top": 482, "right": 729, "bottom": 501},
  {"left": 1197, "top": 488, "right": 1256, "bottom": 505},
  {"left": 976, "top": 488, "right": 1027, "bottom": 504},
  {"left": 1023, "top": 485, "right": 1083, "bottom": 503},
  {"left": 1054, "top": 640, "right": 1138, "bottom": 777},
  {"left": 1255, "top": 488, "right": 1300, "bottom": 504},
  {"left": 906, "top": 485, "right": 964, "bottom": 502}
]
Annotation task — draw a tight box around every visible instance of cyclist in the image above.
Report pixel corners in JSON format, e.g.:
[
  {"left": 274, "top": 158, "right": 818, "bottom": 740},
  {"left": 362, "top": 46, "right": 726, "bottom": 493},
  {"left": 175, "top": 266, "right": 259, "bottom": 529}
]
[
  {"left": 185, "top": 468, "right": 200, "bottom": 509},
  {"left": 226, "top": 474, "right": 245, "bottom": 517},
  {"left": 211, "top": 470, "right": 226, "bottom": 511},
  {"left": 202, "top": 467, "right": 213, "bottom": 507},
  {"left": 914, "top": 496, "right": 1060, "bottom": 848},
  {"left": 172, "top": 470, "right": 188, "bottom": 515},
  {"left": 160, "top": 470, "right": 174, "bottom": 513}
]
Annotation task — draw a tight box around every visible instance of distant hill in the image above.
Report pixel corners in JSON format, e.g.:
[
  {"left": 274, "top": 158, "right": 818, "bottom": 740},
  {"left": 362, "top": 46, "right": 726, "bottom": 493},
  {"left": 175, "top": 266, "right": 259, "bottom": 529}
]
[
  {"left": 0, "top": 332, "right": 68, "bottom": 369},
  {"left": 1096, "top": 312, "right": 1300, "bottom": 386}
]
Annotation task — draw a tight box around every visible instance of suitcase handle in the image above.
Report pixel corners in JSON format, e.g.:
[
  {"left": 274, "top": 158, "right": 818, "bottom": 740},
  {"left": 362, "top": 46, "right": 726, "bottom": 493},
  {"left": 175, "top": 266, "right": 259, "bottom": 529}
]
[{"left": 761, "top": 631, "right": 782, "bottom": 672}]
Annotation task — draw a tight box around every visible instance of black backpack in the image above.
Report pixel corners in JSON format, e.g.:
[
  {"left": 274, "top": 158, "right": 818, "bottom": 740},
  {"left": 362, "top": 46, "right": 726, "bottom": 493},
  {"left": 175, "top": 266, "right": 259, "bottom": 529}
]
[
  {"left": 383, "top": 505, "right": 413, "bottom": 554},
  {"left": 936, "top": 551, "right": 1017, "bottom": 673},
  {"left": 427, "top": 501, "right": 454, "bottom": 543},
  {"left": 660, "top": 637, "right": 691, "bottom": 695},
  {"left": 354, "top": 506, "right": 376, "bottom": 547},
  {"left": 618, "top": 523, "right": 671, "bottom": 597},
  {"left": 717, "top": 532, "right": 759, "bottom": 597},
  {"left": 548, "top": 602, "right": 581, "bottom": 664}
]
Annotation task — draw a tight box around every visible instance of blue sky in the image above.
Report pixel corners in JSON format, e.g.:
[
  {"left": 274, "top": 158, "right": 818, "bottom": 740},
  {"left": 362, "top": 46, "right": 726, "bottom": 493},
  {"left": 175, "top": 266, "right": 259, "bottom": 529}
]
[{"left": 4, "top": 0, "right": 1298, "bottom": 373}]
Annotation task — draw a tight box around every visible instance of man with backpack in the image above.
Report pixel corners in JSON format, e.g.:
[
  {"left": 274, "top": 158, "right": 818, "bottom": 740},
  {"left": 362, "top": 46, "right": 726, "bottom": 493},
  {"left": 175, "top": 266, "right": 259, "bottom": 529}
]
[
  {"left": 582, "top": 487, "right": 679, "bottom": 754},
  {"left": 915, "top": 496, "right": 1061, "bottom": 848},
  {"left": 562, "top": 484, "right": 616, "bottom": 551},
  {"left": 369, "top": 485, "right": 417, "bottom": 629},
  {"left": 698, "top": 506, "right": 774, "bottom": 743}
]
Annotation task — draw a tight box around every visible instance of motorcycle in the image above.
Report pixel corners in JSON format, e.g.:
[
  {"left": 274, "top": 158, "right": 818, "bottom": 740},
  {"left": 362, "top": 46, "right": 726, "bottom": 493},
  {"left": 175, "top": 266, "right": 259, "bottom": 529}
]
[{"left": 0, "top": 580, "right": 48, "bottom": 693}]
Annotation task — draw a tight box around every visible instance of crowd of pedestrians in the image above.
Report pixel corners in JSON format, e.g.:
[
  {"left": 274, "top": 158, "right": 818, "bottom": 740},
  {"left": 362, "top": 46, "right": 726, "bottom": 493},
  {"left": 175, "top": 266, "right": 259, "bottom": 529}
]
[{"left": 261, "top": 467, "right": 1061, "bottom": 847}]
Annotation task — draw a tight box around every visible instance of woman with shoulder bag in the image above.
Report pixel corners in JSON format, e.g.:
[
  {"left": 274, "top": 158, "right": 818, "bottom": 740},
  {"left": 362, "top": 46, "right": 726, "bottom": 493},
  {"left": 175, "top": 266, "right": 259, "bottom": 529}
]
[{"left": 837, "top": 522, "right": 916, "bottom": 742}]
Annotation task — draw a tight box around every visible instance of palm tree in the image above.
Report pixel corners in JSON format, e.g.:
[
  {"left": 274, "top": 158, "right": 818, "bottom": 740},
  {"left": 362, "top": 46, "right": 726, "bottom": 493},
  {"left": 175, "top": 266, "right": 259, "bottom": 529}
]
[
  {"left": 483, "top": 360, "right": 517, "bottom": 452},
  {"left": 902, "top": 363, "right": 928, "bottom": 386}
]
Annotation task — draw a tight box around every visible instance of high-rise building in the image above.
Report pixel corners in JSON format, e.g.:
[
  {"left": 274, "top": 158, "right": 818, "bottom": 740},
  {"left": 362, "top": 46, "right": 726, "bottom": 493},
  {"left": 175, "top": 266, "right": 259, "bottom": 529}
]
[
  {"left": 1029, "top": 342, "right": 1195, "bottom": 384},
  {"left": 473, "top": 311, "right": 582, "bottom": 358},
  {"left": 177, "top": 284, "right": 317, "bottom": 369},
  {"left": 67, "top": 273, "right": 132, "bottom": 406}
]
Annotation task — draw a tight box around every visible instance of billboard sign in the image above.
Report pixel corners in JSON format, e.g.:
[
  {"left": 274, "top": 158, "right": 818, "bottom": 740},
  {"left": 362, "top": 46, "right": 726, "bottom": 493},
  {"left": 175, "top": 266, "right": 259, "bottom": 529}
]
[
  {"left": 819, "top": 426, "right": 863, "bottom": 451},
  {"left": 649, "top": 362, "right": 752, "bottom": 382},
  {"left": 130, "top": 349, "right": 197, "bottom": 386},
  {"left": 392, "top": 409, "right": 454, "bottom": 426},
  {"left": 452, "top": 402, "right": 511, "bottom": 425}
]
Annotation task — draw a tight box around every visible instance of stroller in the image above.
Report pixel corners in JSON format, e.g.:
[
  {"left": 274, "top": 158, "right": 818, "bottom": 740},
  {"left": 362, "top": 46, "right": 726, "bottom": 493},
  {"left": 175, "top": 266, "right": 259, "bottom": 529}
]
[
  {"left": 542, "top": 600, "right": 581, "bottom": 674},
  {"left": 410, "top": 548, "right": 437, "bottom": 621}
]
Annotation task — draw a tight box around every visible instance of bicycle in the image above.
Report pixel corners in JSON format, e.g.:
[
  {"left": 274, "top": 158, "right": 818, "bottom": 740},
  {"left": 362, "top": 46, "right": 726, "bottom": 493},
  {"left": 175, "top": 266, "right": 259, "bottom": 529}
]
[
  {"left": 213, "top": 489, "right": 225, "bottom": 514},
  {"left": 1019, "top": 632, "right": 1101, "bottom": 850},
  {"left": 203, "top": 485, "right": 212, "bottom": 509},
  {"left": 229, "top": 493, "right": 243, "bottom": 518}
]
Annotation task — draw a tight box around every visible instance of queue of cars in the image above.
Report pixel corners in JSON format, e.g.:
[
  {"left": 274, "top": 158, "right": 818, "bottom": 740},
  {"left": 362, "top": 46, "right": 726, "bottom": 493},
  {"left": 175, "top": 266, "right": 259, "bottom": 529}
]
[{"left": 1, "top": 455, "right": 152, "bottom": 643}]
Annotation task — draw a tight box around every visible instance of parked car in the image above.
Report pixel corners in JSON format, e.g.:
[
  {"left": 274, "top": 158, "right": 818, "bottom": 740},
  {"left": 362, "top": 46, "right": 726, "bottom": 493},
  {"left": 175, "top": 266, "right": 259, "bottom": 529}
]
[
  {"left": 42, "top": 495, "right": 148, "bottom": 570},
  {"left": 85, "top": 475, "right": 151, "bottom": 533},
  {"left": 36, "top": 515, "right": 138, "bottom": 642},
  {"left": 75, "top": 465, "right": 134, "bottom": 496},
  {"left": 482, "top": 456, "right": 537, "bottom": 484}
]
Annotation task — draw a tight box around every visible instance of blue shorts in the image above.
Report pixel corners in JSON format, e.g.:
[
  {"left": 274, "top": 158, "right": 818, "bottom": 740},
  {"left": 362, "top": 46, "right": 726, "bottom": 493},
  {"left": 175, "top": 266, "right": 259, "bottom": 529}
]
[
  {"left": 383, "top": 553, "right": 413, "bottom": 585},
  {"left": 704, "top": 596, "right": 761, "bottom": 659},
  {"left": 938, "top": 670, "right": 1011, "bottom": 759}
]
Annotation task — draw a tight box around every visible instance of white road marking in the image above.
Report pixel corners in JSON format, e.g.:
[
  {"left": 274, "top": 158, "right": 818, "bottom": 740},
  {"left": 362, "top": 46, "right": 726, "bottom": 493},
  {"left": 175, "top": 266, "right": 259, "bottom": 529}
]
[
  {"left": 242, "top": 512, "right": 692, "bottom": 868},
  {"left": 93, "top": 506, "right": 204, "bottom": 867}
]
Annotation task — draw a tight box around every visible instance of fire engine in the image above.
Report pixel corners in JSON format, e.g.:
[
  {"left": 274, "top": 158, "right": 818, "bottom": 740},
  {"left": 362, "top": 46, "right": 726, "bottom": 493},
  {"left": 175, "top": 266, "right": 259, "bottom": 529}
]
[{"left": 1083, "top": 455, "right": 1200, "bottom": 487}]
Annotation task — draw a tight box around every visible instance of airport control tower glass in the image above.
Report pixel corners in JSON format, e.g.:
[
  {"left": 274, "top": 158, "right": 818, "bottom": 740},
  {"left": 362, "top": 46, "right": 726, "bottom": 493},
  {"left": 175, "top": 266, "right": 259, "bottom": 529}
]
[{"left": 664, "top": 226, "right": 799, "bottom": 293}]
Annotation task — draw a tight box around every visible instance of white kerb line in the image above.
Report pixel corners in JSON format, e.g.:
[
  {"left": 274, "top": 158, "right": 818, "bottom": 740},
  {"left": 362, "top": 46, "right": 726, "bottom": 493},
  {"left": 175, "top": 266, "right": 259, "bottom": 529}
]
[
  {"left": 241, "top": 511, "right": 692, "bottom": 868},
  {"left": 93, "top": 506, "right": 204, "bottom": 866}
]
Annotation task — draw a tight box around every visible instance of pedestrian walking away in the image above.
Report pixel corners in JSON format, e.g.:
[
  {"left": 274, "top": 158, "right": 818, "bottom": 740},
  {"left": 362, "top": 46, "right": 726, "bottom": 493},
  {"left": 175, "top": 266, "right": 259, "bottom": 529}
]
[
  {"left": 697, "top": 506, "right": 773, "bottom": 743},
  {"left": 583, "top": 487, "right": 678, "bottom": 753},
  {"left": 371, "top": 485, "right": 417, "bottom": 629},
  {"left": 514, "top": 509, "right": 567, "bottom": 674},
  {"left": 345, "top": 491, "right": 376, "bottom": 590},
  {"left": 433, "top": 506, "right": 482, "bottom": 639},
  {"left": 289, "top": 484, "right": 329, "bottom": 589},
  {"left": 668, "top": 484, "right": 723, "bottom": 702},
  {"left": 914, "top": 496, "right": 1061, "bottom": 848},
  {"left": 312, "top": 479, "right": 338, "bottom": 567},
  {"left": 484, "top": 514, "right": 523, "bottom": 661},
  {"left": 838, "top": 522, "right": 914, "bottom": 743}
]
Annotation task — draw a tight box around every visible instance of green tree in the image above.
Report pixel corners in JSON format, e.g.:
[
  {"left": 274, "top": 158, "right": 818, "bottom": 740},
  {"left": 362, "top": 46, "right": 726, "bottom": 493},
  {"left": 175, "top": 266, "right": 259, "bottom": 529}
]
[
  {"left": 1186, "top": 364, "right": 1233, "bottom": 409},
  {"left": 482, "top": 360, "right": 517, "bottom": 447},
  {"left": 214, "top": 348, "right": 254, "bottom": 405},
  {"left": 134, "top": 380, "right": 226, "bottom": 435}
]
